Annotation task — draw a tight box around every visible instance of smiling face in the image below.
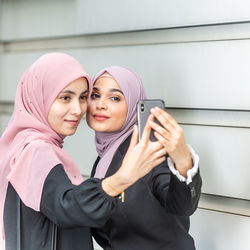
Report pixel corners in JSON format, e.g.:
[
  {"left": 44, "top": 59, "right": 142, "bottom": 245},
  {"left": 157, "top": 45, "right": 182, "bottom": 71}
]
[
  {"left": 86, "top": 74, "right": 128, "bottom": 133},
  {"left": 48, "top": 77, "right": 89, "bottom": 136}
]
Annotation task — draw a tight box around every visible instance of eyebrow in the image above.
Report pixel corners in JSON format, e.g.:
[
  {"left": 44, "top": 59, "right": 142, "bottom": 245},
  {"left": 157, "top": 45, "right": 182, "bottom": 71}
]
[
  {"left": 60, "top": 90, "right": 89, "bottom": 95},
  {"left": 93, "top": 87, "right": 124, "bottom": 95}
]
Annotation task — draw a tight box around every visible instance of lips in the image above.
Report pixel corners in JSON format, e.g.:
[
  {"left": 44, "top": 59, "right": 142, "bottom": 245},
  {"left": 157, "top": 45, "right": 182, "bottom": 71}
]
[
  {"left": 65, "top": 119, "right": 79, "bottom": 126},
  {"left": 93, "top": 114, "right": 109, "bottom": 121}
]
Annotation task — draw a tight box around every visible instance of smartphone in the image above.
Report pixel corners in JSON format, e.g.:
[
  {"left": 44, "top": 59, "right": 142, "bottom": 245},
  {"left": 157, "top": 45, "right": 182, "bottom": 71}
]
[{"left": 137, "top": 99, "right": 165, "bottom": 141}]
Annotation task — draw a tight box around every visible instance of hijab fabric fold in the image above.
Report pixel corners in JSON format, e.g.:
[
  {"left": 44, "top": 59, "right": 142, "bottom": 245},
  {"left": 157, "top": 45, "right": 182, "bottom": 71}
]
[
  {"left": 93, "top": 66, "right": 147, "bottom": 178},
  {"left": 0, "top": 53, "right": 92, "bottom": 245}
]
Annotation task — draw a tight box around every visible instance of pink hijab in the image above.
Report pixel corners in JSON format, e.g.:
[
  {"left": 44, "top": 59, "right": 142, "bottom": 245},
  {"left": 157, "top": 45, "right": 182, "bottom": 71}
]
[
  {"left": 93, "top": 66, "right": 147, "bottom": 178},
  {"left": 0, "top": 53, "right": 92, "bottom": 242}
]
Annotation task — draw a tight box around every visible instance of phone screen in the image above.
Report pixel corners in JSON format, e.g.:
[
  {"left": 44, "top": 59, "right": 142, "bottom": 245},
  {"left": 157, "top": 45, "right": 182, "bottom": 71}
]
[{"left": 137, "top": 99, "right": 165, "bottom": 141}]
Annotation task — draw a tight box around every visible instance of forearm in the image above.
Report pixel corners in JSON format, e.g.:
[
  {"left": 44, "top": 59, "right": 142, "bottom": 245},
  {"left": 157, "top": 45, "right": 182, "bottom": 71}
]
[
  {"left": 152, "top": 162, "right": 202, "bottom": 216},
  {"left": 166, "top": 172, "right": 202, "bottom": 216},
  {"left": 41, "top": 165, "right": 117, "bottom": 228},
  {"left": 101, "top": 166, "right": 137, "bottom": 203},
  {"left": 102, "top": 174, "right": 131, "bottom": 197},
  {"left": 168, "top": 144, "right": 200, "bottom": 185}
]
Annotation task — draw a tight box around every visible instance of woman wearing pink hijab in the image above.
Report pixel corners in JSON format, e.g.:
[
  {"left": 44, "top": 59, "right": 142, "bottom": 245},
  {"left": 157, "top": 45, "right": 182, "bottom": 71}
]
[
  {"left": 87, "top": 66, "right": 202, "bottom": 250},
  {"left": 0, "top": 54, "right": 168, "bottom": 250}
]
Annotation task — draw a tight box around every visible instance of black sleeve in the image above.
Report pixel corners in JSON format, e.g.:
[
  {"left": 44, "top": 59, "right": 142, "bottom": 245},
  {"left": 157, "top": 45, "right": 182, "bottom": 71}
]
[
  {"left": 151, "top": 161, "right": 202, "bottom": 216},
  {"left": 40, "top": 164, "right": 117, "bottom": 229}
]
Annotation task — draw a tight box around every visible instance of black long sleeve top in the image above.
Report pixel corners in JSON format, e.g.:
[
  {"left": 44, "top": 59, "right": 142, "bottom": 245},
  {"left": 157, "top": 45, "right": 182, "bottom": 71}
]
[
  {"left": 4, "top": 165, "right": 117, "bottom": 250},
  {"left": 91, "top": 135, "right": 202, "bottom": 250}
]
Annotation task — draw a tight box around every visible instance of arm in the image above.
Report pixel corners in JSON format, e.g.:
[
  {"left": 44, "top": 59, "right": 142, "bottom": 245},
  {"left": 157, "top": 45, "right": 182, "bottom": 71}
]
[
  {"left": 148, "top": 108, "right": 202, "bottom": 214},
  {"left": 40, "top": 164, "right": 117, "bottom": 228},
  {"left": 41, "top": 123, "right": 168, "bottom": 228},
  {"left": 149, "top": 107, "right": 193, "bottom": 177},
  {"left": 151, "top": 161, "right": 202, "bottom": 216},
  {"left": 167, "top": 144, "right": 199, "bottom": 184}
]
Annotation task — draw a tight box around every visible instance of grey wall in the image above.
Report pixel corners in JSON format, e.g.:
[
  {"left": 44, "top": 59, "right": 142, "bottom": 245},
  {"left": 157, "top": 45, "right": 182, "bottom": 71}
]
[{"left": 0, "top": 1, "right": 250, "bottom": 249}]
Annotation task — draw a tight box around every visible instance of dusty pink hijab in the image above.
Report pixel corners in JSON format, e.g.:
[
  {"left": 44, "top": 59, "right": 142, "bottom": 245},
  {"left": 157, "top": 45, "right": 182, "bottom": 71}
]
[
  {"left": 92, "top": 66, "right": 147, "bottom": 178},
  {"left": 0, "top": 53, "right": 92, "bottom": 243}
]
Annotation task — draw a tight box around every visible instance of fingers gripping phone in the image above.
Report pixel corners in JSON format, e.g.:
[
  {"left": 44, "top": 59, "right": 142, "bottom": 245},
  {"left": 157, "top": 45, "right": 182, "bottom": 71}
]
[{"left": 137, "top": 99, "right": 165, "bottom": 141}]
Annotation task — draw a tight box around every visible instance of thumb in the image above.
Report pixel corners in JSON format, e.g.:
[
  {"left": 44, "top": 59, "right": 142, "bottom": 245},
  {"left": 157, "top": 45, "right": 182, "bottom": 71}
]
[{"left": 128, "top": 125, "right": 139, "bottom": 150}]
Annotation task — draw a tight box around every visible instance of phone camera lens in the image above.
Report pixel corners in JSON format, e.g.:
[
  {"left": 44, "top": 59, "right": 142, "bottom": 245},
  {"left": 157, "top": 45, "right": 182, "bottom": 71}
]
[{"left": 140, "top": 104, "right": 144, "bottom": 112}]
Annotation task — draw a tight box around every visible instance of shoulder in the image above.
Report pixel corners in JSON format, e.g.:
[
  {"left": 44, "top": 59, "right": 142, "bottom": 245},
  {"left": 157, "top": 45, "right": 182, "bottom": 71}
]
[
  {"left": 24, "top": 140, "right": 53, "bottom": 151},
  {"left": 22, "top": 140, "right": 58, "bottom": 162}
]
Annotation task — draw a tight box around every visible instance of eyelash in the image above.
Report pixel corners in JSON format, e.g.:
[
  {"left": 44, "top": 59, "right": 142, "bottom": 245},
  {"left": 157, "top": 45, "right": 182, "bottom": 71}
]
[
  {"left": 60, "top": 96, "right": 70, "bottom": 101},
  {"left": 60, "top": 95, "right": 87, "bottom": 102},
  {"left": 90, "top": 93, "right": 121, "bottom": 102},
  {"left": 80, "top": 95, "right": 88, "bottom": 100},
  {"left": 90, "top": 93, "right": 99, "bottom": 100},
  {"left": 110, "top": 96, "right": 120, "bottom": 102}
]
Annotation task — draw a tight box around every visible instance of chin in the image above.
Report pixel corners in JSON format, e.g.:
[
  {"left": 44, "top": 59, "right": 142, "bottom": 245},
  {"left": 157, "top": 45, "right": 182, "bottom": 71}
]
[
  {"left": 91, "top": 127, "right": 108, "bottom": 133},
  {"left": 94, "top": 124, "right": 113, "bottom": 132},
  {"left": 94, "top": 126, "right": 118, "bottom": 133},
  {"left": 88, "top": 121, "right": 120, "bottom": 133},
  {"left": 62, "top": 129, "right": 77, "bottom": 136}
]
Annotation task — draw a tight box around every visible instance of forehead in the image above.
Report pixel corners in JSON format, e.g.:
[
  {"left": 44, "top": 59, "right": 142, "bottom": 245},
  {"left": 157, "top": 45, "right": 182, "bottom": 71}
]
[
  {"left": 94, "top": 75, "right": 121, "bottom": 91},
  {"left": 62, "top": 77, "right": 88, "bottom": 91}
]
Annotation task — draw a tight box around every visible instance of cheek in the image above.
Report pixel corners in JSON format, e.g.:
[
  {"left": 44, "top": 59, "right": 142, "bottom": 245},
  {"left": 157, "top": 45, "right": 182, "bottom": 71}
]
[
  {"left": 86, "top": 106, "right": 93, "bottom": 126},
  {"left": 120, "top": 110, "right": 128, "bottom": 125},
  {"left": 48, "top": 103, "right": 67, "bottom": 125},
  {"left": 81, "top": 102, "right": 88, "bottom": 114},
  {"left": 115, "top": 104, "right": 128, "bottom": 126},
  {"left": 86, "top": 102, "right": 94, "bottom": 116},
  {"left": 87, "top": 100, "right": 95, "bottom": 111}
]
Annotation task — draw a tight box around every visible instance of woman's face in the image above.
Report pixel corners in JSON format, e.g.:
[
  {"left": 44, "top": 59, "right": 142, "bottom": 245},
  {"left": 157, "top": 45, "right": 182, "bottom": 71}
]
[
  {"left": 48, "top": 77, "right": 88, "bottom": 136},
  {"left": 87, "top": 75, "right": 128, "bottom": 133}
]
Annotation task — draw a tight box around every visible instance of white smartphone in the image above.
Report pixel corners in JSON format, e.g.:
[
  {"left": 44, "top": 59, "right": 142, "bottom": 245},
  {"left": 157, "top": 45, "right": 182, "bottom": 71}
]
[{"left": 137, "top": 99, "right": 165, "bottom": 141}]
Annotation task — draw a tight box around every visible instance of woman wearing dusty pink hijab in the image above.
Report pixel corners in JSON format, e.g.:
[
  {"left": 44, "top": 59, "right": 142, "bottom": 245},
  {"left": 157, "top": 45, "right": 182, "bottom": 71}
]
[
  {"left": 87, "top": 66, "right": 202, "bottom": 250},
  {"left": 0, "top": 54, "right": 167, "bottom": 250}
]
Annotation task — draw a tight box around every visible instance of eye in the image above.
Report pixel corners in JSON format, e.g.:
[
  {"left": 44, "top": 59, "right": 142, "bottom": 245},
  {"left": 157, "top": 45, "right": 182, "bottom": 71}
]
[
  {"left": 110, "top": 96, "right": 121, "bottom": 102},
  {"left": 80, "top": 95, "right": 88, "bottom": 101},
  {"left": 90, "top": 93, "right": 100, "bottom": 100},
  {"left": 60, "top": 95, "right": 71, "bottom": 102}
]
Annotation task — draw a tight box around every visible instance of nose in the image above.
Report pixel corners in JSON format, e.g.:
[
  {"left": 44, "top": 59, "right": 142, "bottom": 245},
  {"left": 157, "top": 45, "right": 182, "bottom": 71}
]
[
  {"left": 96, "top": 98, "right": 107, "bottom": 110},
  {"left": 71, "top": 100, "right": 84, "bottom": 116}
]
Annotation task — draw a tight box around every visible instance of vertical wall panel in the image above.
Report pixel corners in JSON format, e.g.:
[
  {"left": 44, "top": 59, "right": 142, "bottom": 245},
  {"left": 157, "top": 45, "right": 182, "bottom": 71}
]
[
  {"left": 190, "top": 209, "right": 250, "bottom": 250},
  {"left": 3, "top": 40, "right": 250, "bottom": 110},
  {"left": 0, "top": 0, "right": 3, "bottom": 41},
  {"left": 183, "top": 125, "right": 250, "bottom": 199},
  {"left": 2, "top": 0, "right": 250, "bottom": 39},
  {"left": 1, "top": 0, "right": 78, "bottom": 39},
  {"left": 0, "top": 52, "right": 43, "bottom": 101}
]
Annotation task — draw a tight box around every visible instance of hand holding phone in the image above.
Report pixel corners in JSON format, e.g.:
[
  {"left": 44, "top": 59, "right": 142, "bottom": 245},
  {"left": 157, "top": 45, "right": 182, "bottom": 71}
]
[{"left": 137, "top": 99, "right": 165, "bottom": 141}]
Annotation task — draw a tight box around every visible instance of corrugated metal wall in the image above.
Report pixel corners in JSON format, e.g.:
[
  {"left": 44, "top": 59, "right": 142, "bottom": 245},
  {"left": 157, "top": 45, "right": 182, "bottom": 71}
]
[{"left": 0, "top": 1, "right": 250, "bottom": 249}]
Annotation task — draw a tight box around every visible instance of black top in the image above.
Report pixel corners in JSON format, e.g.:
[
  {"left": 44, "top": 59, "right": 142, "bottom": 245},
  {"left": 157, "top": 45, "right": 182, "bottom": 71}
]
[
  {"left": 4, "top": 165, "right": 117, "bottom": 250},
  {"left": 91, "top": 135, "right": 202, "bottom": 250}
]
